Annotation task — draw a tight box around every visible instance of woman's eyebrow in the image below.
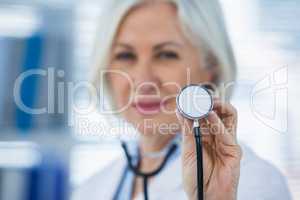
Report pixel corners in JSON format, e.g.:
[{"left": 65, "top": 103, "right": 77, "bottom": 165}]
[
  {"left": 113, "top": 41, "right": 183, "bottom": 50},
  {"left": 153, "top": 41, "right": 183, "bottom": 51},
  {"left": 113, "top": 43, "right": 134, "bottom": 50}
]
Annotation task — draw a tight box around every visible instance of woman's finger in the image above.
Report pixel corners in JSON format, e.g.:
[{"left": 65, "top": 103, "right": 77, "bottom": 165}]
[
  {"left": 175, "top": 109, "right": 193, "bottom": 136},
  {"left": 212, "top": 99, "right": 238, "bottom": 137},
  {"left": 206, "top": 111, "right": 237, "bottom": 146}
]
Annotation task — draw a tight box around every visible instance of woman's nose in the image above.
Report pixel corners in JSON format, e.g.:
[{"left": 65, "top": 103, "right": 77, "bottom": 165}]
[{"left": 132, "top": 61, "right": 161, "bottom": 94}]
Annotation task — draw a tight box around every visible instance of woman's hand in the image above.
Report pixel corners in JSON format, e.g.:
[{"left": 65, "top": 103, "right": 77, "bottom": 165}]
[{"left": 176, "top": 98, "right": 242, "bottom": 200}]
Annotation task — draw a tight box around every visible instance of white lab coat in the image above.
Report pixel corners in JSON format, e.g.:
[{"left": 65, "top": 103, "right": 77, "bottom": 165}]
[{"left": 72, "top": 143, "right": 291, "bottom": 200}]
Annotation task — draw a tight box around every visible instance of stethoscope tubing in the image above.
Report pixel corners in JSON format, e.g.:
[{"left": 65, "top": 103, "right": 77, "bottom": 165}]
[
  {"left": 113, "top": 142, "right": 178, "bottom": 200},
  {"left": 193, "top": 121, "right": 204, "bottom": 200}
]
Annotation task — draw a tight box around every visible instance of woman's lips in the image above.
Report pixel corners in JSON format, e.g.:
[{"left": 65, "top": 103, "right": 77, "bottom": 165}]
[{"left": 132, "top": 99, "right": 165, "bottom": 115}]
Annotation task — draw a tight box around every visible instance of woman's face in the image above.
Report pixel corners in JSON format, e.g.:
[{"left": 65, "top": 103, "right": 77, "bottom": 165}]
[{"left": 107, "top": 2, "right": 212, "bottom": 135}]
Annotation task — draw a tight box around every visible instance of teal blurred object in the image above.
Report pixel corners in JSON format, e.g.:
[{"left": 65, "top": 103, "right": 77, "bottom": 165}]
[
  {"left": 0, "top": 2, "right": 73, "bottom": 200},
  {"left": 0, "top": 4, "right": 73, "bottom": 131},
  {"left": 0, "top": 38, "right": 9, "bottom": 127},
  {"left": 15, "top": 33, "right": 44, "bottom": 131},
  {"left": 26, "top": 153, "right": 69, "bottom": 200},
  {"left": 0, "top": 150, "right": 69, "bottom": 200}
]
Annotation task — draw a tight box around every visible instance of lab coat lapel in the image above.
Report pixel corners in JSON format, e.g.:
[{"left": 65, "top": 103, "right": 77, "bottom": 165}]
[
  {"left": 72, "top": 157, "right": 127, "bottom": 200},
  {"left": 105, "top": 157, "right": 128, "bottom": 200}
]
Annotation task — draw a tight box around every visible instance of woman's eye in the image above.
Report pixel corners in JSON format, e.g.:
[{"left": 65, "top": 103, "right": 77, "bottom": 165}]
[
  {"left": 114, "top": 52, "right": 136, "bottom": 61},
  {"left": 155, "top": 51, "right": 179, "bottom": 60}
]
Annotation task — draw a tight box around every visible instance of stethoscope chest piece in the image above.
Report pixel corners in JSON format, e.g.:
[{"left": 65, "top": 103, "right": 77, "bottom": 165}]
[{"left": 176, "top": 84, "right": 213, "bottom": 120}]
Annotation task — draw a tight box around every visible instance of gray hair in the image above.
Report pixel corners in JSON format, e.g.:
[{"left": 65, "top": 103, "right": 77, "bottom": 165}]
[{"left": 91, "top": 0, "right": 237, "bottom": 109}]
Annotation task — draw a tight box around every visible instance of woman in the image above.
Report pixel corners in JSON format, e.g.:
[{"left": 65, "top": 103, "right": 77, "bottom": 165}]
[{"left": 73, "top": 0, "right": 291, "bottom": 199}]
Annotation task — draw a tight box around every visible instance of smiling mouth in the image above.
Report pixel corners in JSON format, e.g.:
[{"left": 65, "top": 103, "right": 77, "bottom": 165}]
[{"left": 132, "top": 99, "right": 166, "bottom": 115}]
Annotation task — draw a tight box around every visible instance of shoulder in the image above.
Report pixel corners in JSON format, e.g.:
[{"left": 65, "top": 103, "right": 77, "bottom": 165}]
[
  {"left": 238, "top": 143, "right": 291, "bottom": 200},
  {"left": 71, "top": 157, "right": 125, "bottom": 200}
]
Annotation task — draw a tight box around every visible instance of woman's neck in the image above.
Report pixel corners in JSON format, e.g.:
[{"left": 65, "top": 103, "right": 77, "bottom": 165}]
[
  {"left": 130, "top": 133, "right": 177, "bottom": 199},
  {"left": 138, "top": 133, "right": 176, "bottom": 172}
]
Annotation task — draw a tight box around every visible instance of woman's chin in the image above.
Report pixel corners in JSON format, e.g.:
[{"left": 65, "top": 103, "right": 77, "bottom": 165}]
[
  {"left": 132, "top": 118, "right": 179, "bottom": 136},
  {"left": 123, "top": 107, "right": 179, "bottom": 135}
]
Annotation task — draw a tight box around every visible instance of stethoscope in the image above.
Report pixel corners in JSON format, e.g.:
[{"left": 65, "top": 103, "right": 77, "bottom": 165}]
[
  {"left": 176, "top": 84, "right": 213, "bottom": 200},
  {"left": 114, "top": 84, "right": 213, "bottom": 200}
]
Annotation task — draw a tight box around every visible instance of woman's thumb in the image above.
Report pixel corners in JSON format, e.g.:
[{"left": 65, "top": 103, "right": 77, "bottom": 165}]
[{"left": 175, "top": 109, "right": 195, "bottom": 143}]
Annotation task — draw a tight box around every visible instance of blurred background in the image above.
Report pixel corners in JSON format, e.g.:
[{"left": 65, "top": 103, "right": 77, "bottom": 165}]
[{"left": 0, "top": 0, "right": 299, "bottom": 199}]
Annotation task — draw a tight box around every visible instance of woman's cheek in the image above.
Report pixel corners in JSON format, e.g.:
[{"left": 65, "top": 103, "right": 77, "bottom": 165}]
[
  {"left": 109, "top": 76, "right": 132, "bottom": 110},
  {"left": 116, "top": 85, "right": 131, "bottom": 110}
]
